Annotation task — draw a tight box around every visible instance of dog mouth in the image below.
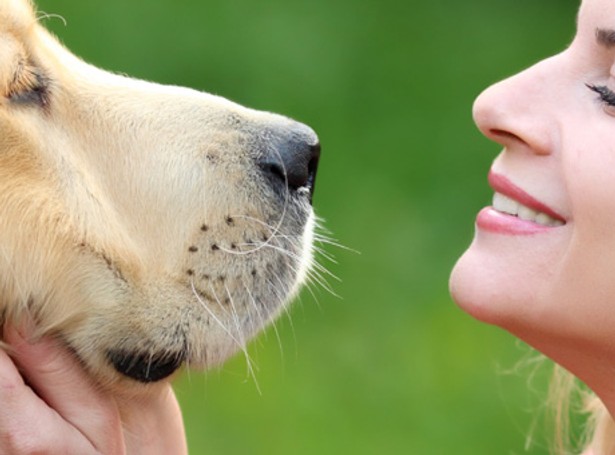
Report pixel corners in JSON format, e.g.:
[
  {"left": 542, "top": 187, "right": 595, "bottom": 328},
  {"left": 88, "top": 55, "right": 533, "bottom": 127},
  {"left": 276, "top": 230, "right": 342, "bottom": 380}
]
[
  {"left": 107, "top": 349, "right": 185, "bottom": 383},
  {"left": 99, "top": 210, "right": 313, "bottom": 385}
]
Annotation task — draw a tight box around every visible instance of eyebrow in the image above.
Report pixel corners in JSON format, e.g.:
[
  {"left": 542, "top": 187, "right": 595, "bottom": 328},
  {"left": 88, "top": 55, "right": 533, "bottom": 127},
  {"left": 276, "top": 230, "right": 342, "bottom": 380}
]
[{"left": 596, "top": 28, "right": 615, "bottom": 48}]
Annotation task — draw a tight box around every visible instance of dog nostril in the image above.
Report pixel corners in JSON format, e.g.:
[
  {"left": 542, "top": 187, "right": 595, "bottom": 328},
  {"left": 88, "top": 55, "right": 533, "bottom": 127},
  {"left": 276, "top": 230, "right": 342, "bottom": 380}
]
[
  {"left": 260, "top": 128, "right": 321, "bottom": 202},
  {"left": 107, "top": 349, "right": 183, "bottom": 383},
  {"left": 265, "top": 162, "right": 287, "bottom": 183},
  {"left": 306, "top": 143, "right": 320, "bottom": 196},
  {"left": 262, "top": 142, "right": 319, "bottom": 189}
]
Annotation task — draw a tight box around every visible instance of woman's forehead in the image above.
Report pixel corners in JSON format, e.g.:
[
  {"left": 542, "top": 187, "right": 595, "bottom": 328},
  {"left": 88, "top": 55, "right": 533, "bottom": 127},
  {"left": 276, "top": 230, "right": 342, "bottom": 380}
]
[{"left": 578, "top": 0, "right": 615, "bottom": 33}]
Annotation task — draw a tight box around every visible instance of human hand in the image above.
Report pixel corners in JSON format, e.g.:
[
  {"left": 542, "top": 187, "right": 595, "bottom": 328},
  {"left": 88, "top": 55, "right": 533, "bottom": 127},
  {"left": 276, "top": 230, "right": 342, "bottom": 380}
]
[{"left": 0, "top": 320, "right": 187, "bottom": 454}]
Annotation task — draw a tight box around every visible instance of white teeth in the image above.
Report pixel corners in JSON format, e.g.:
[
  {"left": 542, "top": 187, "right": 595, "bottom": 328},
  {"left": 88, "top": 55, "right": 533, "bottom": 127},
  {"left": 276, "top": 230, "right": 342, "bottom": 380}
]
[
  {"left": 492, "top": 192, "right": 564, "bottom": 227},
  {"left": 493, "top": 193, "right": 518, "bottom": 216},
  {"left": 518, "top": 205, "right": 538, "bottom": 221},
  {"left": 535, "top": 213, "right": 565, "bottom": 227}
]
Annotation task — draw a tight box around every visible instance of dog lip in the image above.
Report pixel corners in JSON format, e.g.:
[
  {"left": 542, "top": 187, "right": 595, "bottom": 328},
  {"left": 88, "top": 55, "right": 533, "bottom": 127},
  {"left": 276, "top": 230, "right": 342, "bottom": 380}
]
[{"left": 107, "top": 349, "right": 184, "bottom": 383}]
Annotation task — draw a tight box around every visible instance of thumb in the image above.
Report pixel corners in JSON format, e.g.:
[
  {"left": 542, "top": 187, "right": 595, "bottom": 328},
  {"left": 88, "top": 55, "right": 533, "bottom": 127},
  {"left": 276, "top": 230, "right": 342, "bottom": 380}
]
[{"left": 4, "top": 319, "right": 124, "bottom": 453}]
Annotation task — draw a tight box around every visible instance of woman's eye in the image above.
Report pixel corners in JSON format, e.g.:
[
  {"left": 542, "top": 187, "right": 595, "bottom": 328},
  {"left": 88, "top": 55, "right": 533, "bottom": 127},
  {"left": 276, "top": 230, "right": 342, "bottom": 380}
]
[{"left": 587, "top": 83, "right": 615, "bottom": 109}]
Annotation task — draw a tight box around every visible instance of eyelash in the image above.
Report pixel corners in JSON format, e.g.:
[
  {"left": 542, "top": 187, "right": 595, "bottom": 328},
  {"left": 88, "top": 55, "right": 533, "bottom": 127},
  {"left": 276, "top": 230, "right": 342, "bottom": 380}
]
[
  {"left": 7, "top": 62, "right": 50, "bottom": 107},
  {"left": 9, "top": 80, "right": 49, "bottom": 107},
  {"left": 587, "top": 83, "right": 615, "bottom": 107}
]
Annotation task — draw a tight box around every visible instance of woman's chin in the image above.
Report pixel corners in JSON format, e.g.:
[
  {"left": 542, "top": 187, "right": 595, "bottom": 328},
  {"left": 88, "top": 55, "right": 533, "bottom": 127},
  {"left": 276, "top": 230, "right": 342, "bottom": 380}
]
[
  {"left": 449, "top": 241, "right": 539, "bottom": 329},
  {"left": 450, "top": 250, "right": 506, "bottom": 326}
]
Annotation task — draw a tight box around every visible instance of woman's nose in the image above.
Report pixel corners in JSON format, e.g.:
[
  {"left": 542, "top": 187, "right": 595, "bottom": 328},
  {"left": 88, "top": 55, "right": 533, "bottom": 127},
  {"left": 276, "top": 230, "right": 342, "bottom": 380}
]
[{"left": 472, "top": 56, "right": 561, "bottom": 156}]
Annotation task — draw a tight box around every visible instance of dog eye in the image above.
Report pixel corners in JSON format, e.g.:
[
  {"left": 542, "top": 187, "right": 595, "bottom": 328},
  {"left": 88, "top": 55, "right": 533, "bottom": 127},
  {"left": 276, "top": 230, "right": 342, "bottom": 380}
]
[
  {"left": 7, "top": 63, "right": 49, "bottom": 107},
  {"left": 9, "top": 83, "right": 48, "bottom": 106}
]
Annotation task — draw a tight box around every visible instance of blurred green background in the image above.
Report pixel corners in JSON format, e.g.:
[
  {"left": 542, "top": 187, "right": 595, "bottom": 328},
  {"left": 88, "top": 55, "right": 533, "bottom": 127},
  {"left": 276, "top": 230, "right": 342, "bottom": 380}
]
[{"left": 38, "top": 0, "right": 579, "bottom": 453}]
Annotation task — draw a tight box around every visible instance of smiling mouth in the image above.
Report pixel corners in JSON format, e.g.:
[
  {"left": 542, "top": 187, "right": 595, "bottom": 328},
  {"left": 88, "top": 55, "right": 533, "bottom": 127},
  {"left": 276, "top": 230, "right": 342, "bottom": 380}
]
[
  {"left": 487, "top": 171, "right": 567, "bottom": 228},
  {"left": 492, "top": 192, "right": 565, "bottom": 227}
]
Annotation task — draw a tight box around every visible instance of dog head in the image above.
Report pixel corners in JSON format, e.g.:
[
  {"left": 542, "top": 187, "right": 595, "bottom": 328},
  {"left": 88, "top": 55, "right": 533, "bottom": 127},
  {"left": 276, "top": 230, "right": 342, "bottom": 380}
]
[{"left": 0, "top": 0, "right": 320, "bottom": 388}]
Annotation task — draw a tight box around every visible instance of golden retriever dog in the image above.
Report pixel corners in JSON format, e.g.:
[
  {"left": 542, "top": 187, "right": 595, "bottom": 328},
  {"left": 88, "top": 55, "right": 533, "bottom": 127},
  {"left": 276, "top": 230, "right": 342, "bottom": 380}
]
[{"left": 0, "top": 0, "right": 320, "bottom": 389}]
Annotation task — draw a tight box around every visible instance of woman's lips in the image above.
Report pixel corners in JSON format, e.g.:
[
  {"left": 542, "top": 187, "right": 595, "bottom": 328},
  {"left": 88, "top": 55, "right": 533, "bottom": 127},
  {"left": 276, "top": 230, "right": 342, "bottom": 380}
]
[
  {"left": 476, "top": 171, "right": 566, "bottom": 235},
  {"left": 488, "top": 171, "right": 566, "bottom": 222}
]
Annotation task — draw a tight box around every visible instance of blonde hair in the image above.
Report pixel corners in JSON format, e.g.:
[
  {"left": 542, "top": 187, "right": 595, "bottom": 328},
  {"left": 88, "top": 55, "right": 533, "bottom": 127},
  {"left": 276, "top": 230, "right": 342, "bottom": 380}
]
[
  {"left": 585, "top": 395, "right": 615, "bottom": 455},
  {"left": 548, "top": 365, "right": 615, "bottom": 455}
]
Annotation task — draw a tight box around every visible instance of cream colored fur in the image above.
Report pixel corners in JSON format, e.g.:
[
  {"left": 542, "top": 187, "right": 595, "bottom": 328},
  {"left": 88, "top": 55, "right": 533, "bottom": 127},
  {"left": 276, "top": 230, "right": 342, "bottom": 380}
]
[{"left": 0, "top": 0, "right": 317, "bottom": 390}]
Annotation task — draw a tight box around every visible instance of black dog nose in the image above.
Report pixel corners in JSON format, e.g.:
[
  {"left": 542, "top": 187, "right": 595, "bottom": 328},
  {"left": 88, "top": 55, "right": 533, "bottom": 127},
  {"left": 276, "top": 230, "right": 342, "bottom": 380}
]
[
  {"left": 259, "top": 123, "right": 321, "bottom": 202},
  {"left": 265, "top": 142, "right": 321, "bottom": 190}
]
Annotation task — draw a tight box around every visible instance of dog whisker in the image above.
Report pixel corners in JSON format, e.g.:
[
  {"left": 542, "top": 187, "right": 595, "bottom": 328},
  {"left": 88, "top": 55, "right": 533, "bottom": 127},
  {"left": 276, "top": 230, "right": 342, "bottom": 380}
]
[
  {"left": 266, "top": 276, "right": 299, "bottom": 358},
  {"left": 145, "top": 351, "right": 154, "bottom": 380},
  {"left": 267, "top": 276, "right": 293, "bottom": 324},
  {"left": 223, "top": 283, "right": 261, "bottom": 394},
  {"left": 301, "top": 279, "right": 323, "bottom": 313},
  {"left": 190, "top": 281, "right": 243, "bottom": 356},
  {"left": 36, "top": 11, "right": 67, "bottom": 26},
  {"left": 208, "top": 282, "right": 260, "bottom": 394},
  {"left": 221, "top": 148, "right": 292, "bottom": 256},
  {"left": 272, "top": 239, "right": 341, "bottom": 298},
  {"left": 242, "top": 282, "right": 264, "bottom": 334},
  {"left": 244, "top": 283, "right": 286, "bottom": 362},
  {"left": 312, "top": 230, "right": 357, "bottom": 255},
  {"left": 311, "top": 244, "right": 338, "bottom": 265},
  {"left": 237, "top": 237, "right": 340, "bottom": 297}
]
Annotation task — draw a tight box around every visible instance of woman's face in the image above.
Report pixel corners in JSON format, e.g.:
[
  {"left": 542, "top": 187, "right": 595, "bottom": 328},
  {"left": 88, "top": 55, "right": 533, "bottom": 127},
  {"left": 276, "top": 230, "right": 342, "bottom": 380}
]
[{"left": 450, "top": 0, "right": 615, "bottom": 352}]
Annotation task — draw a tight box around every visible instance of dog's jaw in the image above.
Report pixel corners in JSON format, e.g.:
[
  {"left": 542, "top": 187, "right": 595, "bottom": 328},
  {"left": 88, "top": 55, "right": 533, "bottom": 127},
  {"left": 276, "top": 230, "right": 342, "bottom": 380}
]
[{"left": 64, "top": 209, "right": 316, "bottom": 387}]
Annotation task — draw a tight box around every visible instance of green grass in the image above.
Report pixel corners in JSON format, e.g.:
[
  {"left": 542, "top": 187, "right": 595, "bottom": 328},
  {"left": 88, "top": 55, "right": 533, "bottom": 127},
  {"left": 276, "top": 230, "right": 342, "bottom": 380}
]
[{"left": 39, "top": 0, "right": 580, "bottom": 452}]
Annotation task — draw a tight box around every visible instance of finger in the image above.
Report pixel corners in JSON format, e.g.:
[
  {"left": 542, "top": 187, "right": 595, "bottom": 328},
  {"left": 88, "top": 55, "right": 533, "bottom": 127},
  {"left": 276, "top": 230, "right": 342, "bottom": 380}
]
[
  {"left": 0, "top": 346, "right": 95, "bottom": 454},
  {"left": 0, "top": 337, "right": 23, "bottom": 388},
  {"left": 4, "top": 323, "right": 125, "bottom": 454},
  {"left": 120, "top": 383, "right": 188, "bottom": 455}
]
